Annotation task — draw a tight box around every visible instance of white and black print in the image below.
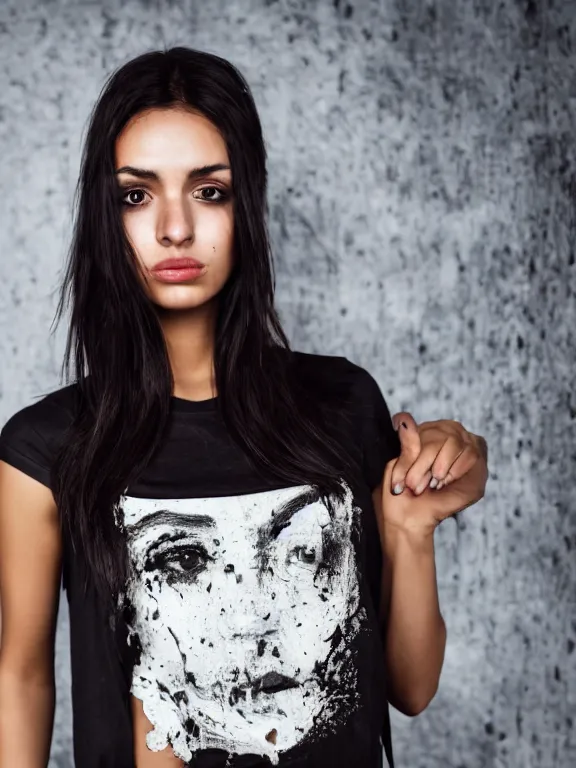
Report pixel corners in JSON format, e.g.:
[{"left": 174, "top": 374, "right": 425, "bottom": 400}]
[{"left": 117, "top": 481, "right": 365, "bottom": 765}]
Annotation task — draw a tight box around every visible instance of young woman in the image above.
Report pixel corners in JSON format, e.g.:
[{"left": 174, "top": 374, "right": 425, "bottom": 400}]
[{"left": 0, "top": 48, "right": 488, "bottom": 768}]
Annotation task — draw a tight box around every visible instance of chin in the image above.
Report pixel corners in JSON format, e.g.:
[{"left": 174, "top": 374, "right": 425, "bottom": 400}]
[{"left": 148, "top": 290, "right": 219, "bottom": 312}]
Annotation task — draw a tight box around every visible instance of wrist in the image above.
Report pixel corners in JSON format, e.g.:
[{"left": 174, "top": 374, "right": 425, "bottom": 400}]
[{"left": 382, "top": 520, "right": 436, "bottom": 556}]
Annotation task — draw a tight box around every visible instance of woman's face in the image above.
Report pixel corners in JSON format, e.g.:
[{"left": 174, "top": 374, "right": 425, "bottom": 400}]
[
  {"left": 120, "top": 484, "right": 361, "bottom": 763},
  {"left": 114, "top": 107, "right": 234, "bottom": 311}
]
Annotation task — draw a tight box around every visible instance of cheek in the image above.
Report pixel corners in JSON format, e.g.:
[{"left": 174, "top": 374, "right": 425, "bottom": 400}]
[
  {"left": 277, "top": 582, "right": 348, "bottom": 640},
  {"left": 206, "top": 227, "right": 235, "bottom": 275},
  {"left": 192, "top": 204, "right": 233, "bottom": 250},
  {"left": 139, "top": 583, "right": 225, "bottom": 662},
  {"left": 163, "top": 584, "right": 219, "bottom": 623},
  {"left": 121, "top": 211, "right": 155, "bottom": 263}
]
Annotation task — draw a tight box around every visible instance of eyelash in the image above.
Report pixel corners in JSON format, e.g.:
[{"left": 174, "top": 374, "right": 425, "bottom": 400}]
[
  {"left": 145, "top": 541, "right": 213, "bottom": 579},
  {"left": 119, "top": 186, "right": 229, "bottom": 208}
]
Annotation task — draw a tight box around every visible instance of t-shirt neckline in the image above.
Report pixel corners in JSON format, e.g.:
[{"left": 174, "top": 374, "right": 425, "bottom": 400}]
[{"left": 170, "top": 395, "right": 218, "bottom": 413}]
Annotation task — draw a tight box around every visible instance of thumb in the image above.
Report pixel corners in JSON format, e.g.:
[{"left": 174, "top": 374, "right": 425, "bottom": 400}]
[
  {"left": 391, "top": 411, "right": 420, "bottom": 446},
  {"left": 390, "top": 412, "right": 421, "bottom": 493}
]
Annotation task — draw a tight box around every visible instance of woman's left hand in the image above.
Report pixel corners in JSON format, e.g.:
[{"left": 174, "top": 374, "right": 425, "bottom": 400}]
[{"left": 381, "top": 412, "right": 489, "bottom": 535}]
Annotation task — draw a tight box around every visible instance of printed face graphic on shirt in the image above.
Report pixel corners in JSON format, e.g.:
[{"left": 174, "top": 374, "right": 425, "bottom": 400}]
[{"left": 119, "top": 482, "right": 363, "bottom": 765}]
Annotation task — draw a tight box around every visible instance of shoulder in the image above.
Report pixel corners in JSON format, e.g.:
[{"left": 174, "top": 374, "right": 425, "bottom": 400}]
[
  {"left": 289, "top": 348, "right": 366, "bottom": 381},
  {"left": 289, "top": 349, "right": 400, "bottom": 489},
  {"left": 289, "top": 349, "right": 388, "bottom": 410},
  {"left": 1, "top": 382, "right": 80, "bottom": 439},
  {"left": 0, "top": 382, "right": 80, "bottom": 488}
]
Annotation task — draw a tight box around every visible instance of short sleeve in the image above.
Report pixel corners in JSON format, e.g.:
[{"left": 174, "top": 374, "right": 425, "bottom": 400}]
[
  {"left": 0, "top": 406, "right": 53, "bottom": 488},
  {"left": 352, "top": 366, "right": 402, "bottom": 491},
  {"left": 0, "top": 388, "right": 77, "bottom": 490}
]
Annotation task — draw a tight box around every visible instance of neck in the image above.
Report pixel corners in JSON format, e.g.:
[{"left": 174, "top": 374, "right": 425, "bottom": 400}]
[{"left": 156, "top": 300, "right": 218, "bottom": 401}]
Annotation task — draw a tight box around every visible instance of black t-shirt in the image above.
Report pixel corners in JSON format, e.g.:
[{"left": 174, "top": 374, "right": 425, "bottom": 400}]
[{"left": 0, "top": 350, "right": 401, "bottom": 768}]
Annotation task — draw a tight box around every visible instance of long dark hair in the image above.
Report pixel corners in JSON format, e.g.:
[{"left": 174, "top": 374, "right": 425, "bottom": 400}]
[{"left": 51, "top": 47, "right": 363, "bottom": 608}]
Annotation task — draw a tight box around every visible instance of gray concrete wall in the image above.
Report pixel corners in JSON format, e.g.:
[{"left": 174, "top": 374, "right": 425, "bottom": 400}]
[{"left": 0, "top": 1, "right": 574, "bottom": 766}]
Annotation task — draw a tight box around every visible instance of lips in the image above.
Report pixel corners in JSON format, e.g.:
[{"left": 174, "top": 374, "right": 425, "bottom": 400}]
[
  {"left": 151, "top": 257, "right": 205, "bottom": 271},
  {"left": 224, "top": 671, "right": 301, "bottom": 706}
]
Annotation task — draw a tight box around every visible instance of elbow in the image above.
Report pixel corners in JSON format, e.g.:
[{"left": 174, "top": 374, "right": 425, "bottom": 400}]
[
  {"left": 0, "top": 654, "right": 56, "bottom": 691},
  {"left": 398, "top": 697, "right": 432, "bottom": 718},
  {"left": 412, "top": 679, "right": 442, "bottom": 715},
  {"left": 390, "top": 700, "right": 426, "bottom": 718},
  {"left": 389, "top": 683, "right": 440, "bottom": 717}
]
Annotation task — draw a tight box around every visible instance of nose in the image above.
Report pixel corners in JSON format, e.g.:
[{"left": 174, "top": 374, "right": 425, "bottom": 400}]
[
  {"left": 157, "top": 195, "right": 194, "bottom": 246},
  {"left": 223, "top": 575, "right": 280, "bottom": 638}
]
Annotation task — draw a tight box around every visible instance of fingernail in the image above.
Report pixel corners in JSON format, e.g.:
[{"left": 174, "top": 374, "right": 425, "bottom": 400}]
[
  {"left": 429, "top": 477, "right": 439, "bottom": 489},
  {"left": 392, "top": 483, "right": 404, "bottom": 495},
  {"left": 436, "top": 480, "right": 444, "bottom": 490},
  {"left": 415, "top": 480, "right": 427, "bottom": 495}
]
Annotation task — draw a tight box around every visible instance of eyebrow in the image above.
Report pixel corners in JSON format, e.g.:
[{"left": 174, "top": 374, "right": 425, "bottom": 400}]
[
  {"left": 126, "top": 510, "right": 216, "bottom": 537},
  {"left": 114, "top": 163, "right": 231, "bottom": 182},
  {"left": 258, "top": 487, "right": 322, "bottom": 545},
  {"left": 126, "top": 487, "right": 322, "bottom": 543},
  {"left": 256, "top": 486, "right": 325, "bottom": 577}
]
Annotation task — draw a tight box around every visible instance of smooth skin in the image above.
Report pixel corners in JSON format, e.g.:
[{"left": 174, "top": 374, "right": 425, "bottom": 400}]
[
  {"left": 0, "top": 106, "right": 489, "bottom": 768},
  {"left": 0, "top": 107, "right": 234, "bottom": 768},
  {"left": 0, "top": 463, "right": 62, "bottom": 767},
  {"left": 117, "top": 106, "right": 236, "bottom": 403},
  {"left": 374, "top": 414, "right": 488, "bottom": 715},
  {"left": 116, "top": 108, "right": 236, "bottom": 766}
]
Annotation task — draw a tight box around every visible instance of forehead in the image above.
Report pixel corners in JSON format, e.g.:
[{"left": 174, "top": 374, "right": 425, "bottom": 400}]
[
  {"left": 115, "top": 108, "right": 228, "bottom": 167},
  {"left": 121, "top": 485, "right": 330, "bottom": 533}
]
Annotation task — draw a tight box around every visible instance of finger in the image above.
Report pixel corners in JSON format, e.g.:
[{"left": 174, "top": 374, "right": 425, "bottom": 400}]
[
  {"left": 391, "top": 411, "right": 418, "bottom": 433},
  {"left": 402, "top": 441, "right": 447, "bottom": 495},
  {"left": 391, "top": 414, "right": 422, "bottom": 467},
  {"left": 474, "top": 434, "right": 488, "bottom": 463},
  {"left": 433, "top": 442, "right": 477, "bottom": 488},
  {"left": 402, "top": 434, "right": 468, "bottom": 495},
  {"left": 390, "top": 414, "right": 422, "bottom": 494}
]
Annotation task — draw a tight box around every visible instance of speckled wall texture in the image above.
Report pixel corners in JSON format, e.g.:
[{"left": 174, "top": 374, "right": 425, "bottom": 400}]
[{"left": 0, "top": 1, "right": 574, "bottom": 766}]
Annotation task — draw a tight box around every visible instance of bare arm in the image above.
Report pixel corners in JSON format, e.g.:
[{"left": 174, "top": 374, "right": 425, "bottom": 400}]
[
  {"left": 0, "top": 460, "right": 62, "bottom": 768},
  {"left": 373, "top": 482, "right": 447, "bottom": 716}
]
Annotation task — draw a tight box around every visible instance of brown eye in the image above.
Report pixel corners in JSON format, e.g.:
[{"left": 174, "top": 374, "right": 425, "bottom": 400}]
[
  {"left": 121, "top": 189, "right": 148, "bottom": 206},
  {"left": 194, "top": 186, "right": 228, "bottom": 203}
]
